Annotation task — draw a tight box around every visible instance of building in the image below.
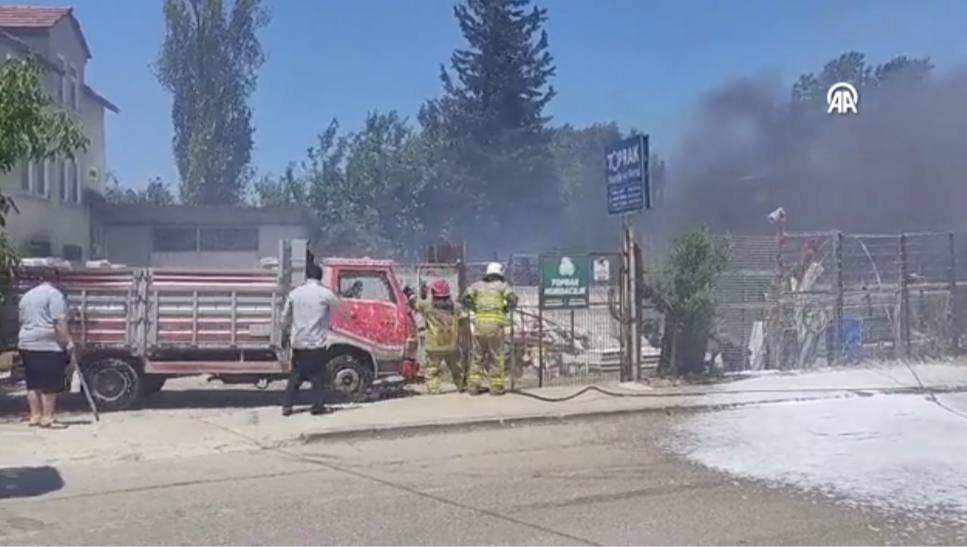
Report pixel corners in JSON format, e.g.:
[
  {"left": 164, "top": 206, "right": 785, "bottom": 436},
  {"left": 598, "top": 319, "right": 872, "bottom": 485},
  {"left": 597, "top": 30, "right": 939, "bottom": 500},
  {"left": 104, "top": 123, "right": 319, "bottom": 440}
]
[
  {"left": 98, "top": 205, "right": 317, "bottom": 269},
  {"left": 0, "top": 5, "right": 117, "bottom": 262}
]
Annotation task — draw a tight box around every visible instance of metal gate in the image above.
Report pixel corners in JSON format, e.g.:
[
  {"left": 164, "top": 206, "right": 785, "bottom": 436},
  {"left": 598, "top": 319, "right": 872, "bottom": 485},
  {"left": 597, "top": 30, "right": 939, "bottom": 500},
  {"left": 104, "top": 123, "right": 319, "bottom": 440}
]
[{"left": 507, "top": 249, "right": 632, "bottom": 389}]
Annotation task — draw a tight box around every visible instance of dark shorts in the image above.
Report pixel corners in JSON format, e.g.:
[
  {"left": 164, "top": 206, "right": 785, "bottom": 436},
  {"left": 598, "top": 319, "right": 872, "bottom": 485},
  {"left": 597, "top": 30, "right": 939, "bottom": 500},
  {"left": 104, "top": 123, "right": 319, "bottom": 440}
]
[{"left": 21, "top": 350, "right": 69, "bottom": 394}]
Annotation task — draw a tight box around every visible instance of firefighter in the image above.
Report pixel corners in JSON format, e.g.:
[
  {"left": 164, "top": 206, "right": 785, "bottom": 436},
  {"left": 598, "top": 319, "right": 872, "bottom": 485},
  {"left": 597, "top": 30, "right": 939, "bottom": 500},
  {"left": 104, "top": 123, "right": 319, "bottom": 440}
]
[
  {"left": 406, "top": 279, "right": 464, "bottom": 394},
  {"left": 462, "top": 262, "right": 518, "bottom": 395}
]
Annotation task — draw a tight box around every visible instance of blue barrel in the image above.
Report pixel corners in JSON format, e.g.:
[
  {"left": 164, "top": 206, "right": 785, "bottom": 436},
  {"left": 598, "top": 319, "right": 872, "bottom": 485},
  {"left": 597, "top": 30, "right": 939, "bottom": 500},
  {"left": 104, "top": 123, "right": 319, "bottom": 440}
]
[{"left": 839, "top": 318, "right": 863, "bottom": 362}]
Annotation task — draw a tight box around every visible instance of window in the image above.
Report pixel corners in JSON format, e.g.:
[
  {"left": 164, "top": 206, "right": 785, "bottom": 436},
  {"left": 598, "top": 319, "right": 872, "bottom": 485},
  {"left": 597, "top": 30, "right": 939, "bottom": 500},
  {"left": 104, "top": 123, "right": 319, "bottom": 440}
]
[
  {"left": 68, "top": 64, "right": 79, "bottom": 110},
  {"left": 153, "top": 227, "right": 198, "bottom": 252},
  {"left": 58, "top": 160, "right": 68, "bottom": 202},
  {"left": 31, "top": 161, "right": 48, "bottom": 197},
  {"left": 57, "top": 56, "right": 67, "bottom": 104},
  {"left": 19, "top": 161, "right": 30, "bottom": 191},
  {"left": 62, "top": 244, "right": 83, "bottom": 262},
  {"left": 69, "top": 161, "right": 81, "bottom": 203},
  {"left": 337, "top": 271, "right": 395, "bottom": 303},
  {"left": 199, "top": 227, "right": 259, "bottom": 252},
  {"left": 22, "top": 240, "right": 52, "bottom": 258}
]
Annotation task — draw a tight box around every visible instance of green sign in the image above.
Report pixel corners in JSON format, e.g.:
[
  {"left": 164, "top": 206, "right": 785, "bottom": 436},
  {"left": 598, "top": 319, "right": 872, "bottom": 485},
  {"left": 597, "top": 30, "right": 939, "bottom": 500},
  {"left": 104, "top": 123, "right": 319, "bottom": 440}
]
[{"left": 539, "top": 255, "right": 590, "bottom": 309}]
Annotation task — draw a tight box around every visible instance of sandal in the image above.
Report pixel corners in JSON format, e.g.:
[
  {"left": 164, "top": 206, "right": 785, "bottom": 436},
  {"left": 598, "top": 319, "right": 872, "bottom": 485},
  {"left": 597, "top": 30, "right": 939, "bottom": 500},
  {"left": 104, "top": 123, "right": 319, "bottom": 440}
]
[
  {"left": 39, "top": 421, "right": 67, "bottom": 429},
  {"left": 27, "top": 419, "right": 41, "bottom": 427}
]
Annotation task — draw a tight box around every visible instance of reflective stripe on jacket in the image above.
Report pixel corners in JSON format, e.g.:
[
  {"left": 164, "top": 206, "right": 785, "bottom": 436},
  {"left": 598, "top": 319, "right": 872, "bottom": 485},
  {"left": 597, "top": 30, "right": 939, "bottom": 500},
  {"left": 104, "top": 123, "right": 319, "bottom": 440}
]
[{"left": 464, "top": 280, "right": 514, "bottom": 324}]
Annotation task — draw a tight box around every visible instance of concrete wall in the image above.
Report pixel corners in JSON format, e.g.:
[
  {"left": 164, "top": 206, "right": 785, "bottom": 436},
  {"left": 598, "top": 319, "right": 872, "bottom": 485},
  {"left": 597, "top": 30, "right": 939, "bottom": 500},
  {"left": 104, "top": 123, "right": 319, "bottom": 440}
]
[{"left": 104, "top": 223, "right": 312, "bottom": 268}]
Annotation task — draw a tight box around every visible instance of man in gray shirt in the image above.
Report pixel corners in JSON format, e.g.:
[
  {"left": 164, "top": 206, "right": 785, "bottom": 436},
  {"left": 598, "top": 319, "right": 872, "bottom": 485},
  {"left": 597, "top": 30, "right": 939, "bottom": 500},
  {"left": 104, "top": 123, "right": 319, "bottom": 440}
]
[
  {"left": 280, "top": 262, "right": 344, "bottom": 416},
  {"left": 18, "top": 268, "right": 74, "bottom": 428}
]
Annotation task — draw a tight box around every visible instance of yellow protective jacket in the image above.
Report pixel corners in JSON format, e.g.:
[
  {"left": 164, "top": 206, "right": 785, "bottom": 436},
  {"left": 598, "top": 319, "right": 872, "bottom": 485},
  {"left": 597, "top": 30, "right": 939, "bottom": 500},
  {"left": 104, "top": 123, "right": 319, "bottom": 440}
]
[
  {"left": 463, "top": 279, "right": 517, "bottom": 325},
  {"left": 413, "top": 297, "right": 461, "bottom": 353}
]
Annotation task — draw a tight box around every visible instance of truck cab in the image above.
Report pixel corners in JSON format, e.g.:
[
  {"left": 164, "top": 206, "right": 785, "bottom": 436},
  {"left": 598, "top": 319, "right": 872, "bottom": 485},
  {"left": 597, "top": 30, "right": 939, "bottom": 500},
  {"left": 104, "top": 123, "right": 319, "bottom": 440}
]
[{"left": 317, "top": 255, "right": 420, "bottom": 392}]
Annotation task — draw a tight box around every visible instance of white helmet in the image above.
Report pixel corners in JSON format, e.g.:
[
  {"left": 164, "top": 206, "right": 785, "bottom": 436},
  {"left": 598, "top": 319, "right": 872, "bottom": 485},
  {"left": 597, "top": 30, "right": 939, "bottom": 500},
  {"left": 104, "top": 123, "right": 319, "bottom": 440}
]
[{"left": 484, "top": 262, "right": 505, "bottom": 277}]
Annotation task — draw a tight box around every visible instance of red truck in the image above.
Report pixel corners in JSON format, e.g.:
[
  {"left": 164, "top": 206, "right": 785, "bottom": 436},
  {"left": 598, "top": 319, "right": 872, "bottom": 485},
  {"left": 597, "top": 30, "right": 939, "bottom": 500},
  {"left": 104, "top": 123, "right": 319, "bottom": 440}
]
[{"left": 1, "top": 239, "right": 444, "bottom": 411}]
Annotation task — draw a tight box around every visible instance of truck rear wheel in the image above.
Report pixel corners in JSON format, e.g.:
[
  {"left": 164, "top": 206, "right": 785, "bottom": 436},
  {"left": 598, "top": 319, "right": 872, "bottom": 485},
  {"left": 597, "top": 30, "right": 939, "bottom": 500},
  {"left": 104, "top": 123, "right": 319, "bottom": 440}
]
[
  {"left": 83, "top": 357, "right": 140, "bottom": 412},
  {"left": 327, "top": 353, "right": 373, "bottom": 399}
]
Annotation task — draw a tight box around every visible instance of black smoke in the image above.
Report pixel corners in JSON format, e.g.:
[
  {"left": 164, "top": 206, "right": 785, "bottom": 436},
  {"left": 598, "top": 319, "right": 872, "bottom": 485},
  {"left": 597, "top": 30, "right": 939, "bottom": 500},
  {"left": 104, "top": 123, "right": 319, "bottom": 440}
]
[{"left": 664, "top": 63, "right": 967, "bottom": 237}]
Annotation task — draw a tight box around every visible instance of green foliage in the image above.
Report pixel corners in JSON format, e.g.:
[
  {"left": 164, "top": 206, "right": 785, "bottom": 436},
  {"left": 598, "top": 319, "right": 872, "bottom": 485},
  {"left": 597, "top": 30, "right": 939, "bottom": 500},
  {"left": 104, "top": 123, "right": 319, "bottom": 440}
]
[
  {"left": 791, "top": 52, "right": 933, "bottom": 105},
  {"left": 0, "top": 57, "right": 87, "bottom": 276},
  {"left": 155, "top": 0, "right": 269, "bottom": 206},
  {"left": 254, "top": 113, "right": 431, "bottom": 257},
  {"left": 432, "top": 0, "right": 560, "bottom": 248},
  {"left": 648, "top": 227, "right": 730, "bottom": 376},
  {"left": 551, "top": 123, "right": 622, "bottom": 248},
  {"left": 104, "top": 173, "right": 177, "bottom": 205}
]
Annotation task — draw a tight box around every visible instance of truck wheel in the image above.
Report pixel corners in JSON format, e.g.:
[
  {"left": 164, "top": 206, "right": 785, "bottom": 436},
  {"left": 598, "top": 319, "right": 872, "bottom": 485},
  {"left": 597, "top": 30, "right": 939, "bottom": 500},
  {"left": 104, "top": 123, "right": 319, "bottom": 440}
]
[
  {"left": 138, "top": 375, "right": 167, "bottom": 396},
  {"left": 327, "top": 353, "right": 373, "bottom": 399},
  {"left": 83, "top": 357, "right": 140, "bottom": 412}
]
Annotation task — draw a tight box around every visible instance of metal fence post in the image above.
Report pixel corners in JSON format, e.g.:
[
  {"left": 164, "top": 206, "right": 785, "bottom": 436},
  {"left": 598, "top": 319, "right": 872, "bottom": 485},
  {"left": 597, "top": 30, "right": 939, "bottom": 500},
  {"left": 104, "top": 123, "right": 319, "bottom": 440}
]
[
  {"left": 833, "top": 231, "right": 844, "bottom": 365},
  {"left": 948, "top": 232, "right": 959, "bottom": 355},
  {"left": 632, "top": 241, "right": 643, "bottom": 382},
  {"left": 899, "top": 234, "right": 911, "bottom": 359},
  {"left": 537, "top": 253, "right": 545, "bottom": 388}
]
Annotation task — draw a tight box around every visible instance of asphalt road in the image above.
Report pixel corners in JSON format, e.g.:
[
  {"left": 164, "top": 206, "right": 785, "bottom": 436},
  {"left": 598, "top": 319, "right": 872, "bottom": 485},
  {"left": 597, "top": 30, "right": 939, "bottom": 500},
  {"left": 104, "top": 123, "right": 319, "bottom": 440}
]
[{"left": 0, "top": 414, "right": 961, "bottom": 546}]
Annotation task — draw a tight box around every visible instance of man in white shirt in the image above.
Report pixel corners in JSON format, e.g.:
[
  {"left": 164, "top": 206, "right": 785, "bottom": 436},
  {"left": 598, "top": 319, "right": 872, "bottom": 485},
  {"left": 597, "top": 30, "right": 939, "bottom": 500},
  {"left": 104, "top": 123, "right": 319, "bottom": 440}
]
[
  {"left": 18, "top": 268, "right": 74, "bottom": 428},
  {"left": 280, "top": 262, "right": 345, "bottom": 416}
]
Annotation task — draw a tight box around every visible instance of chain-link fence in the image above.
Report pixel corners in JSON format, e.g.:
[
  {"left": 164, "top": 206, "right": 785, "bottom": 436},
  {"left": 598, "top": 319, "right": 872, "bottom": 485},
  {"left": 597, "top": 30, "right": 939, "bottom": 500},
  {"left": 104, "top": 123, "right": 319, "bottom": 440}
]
[
  {"left": 505, "top": 251, "right": 623, "bottom": 388},
  {"left": 707, "top": 231, "right": 960, "bottom": 371}
]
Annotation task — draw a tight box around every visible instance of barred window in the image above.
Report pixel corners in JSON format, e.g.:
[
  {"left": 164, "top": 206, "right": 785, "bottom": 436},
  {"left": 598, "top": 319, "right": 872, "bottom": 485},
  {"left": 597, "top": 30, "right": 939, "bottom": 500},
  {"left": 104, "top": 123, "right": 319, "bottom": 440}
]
[
  {"left": 153, "top": 227, "right": 198, "bottom": 252},
  {"left": 23, "top": 240, "right": 52, "bottom": 258},
  {"left": 199, "top": 227, "right": 259, "bottom": 252},
  {"left": 62, "top": 244, "right": 83, "bottom": 261}
]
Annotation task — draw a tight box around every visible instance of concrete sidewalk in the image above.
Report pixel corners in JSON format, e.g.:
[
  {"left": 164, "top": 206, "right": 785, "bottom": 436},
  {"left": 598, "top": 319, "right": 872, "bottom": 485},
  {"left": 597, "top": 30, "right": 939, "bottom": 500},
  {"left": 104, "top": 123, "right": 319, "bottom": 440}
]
[{"left": 2, "top": 362, "right": 966, "bottom": 468}]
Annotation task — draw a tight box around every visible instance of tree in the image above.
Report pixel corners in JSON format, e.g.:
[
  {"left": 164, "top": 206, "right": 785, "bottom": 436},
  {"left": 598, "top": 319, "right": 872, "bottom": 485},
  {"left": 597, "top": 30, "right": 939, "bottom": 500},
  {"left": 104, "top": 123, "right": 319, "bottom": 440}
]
[
  {"left": 646, "top": 227, "right": 729, "bottom": 376},
  {"left": 434, "top": 0, "right": 559, "bottom": 252},
  {"left": 0, "top": 57, "right": 87, "bottom": 275},
  {"left": 550, "top": 123, "right": 622, "bottom": 249},
  {"left": 155, "top": 0, "right": 270, "bottom": 206},
  {"left": 254, "top": 113, "right": 431, "bottom": 257},
  {"left": 104, "top": 174, "right": 177, "bottom": 205},
  {"left": 790, "top": 51, "right": 933, "bottom": 106}
]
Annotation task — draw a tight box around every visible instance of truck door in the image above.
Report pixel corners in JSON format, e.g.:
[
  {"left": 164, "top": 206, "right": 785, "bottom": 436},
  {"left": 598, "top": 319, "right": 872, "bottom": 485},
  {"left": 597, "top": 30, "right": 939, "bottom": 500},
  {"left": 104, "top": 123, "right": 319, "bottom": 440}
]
[{"left": 331, "top": 268, "right": 408, "bottom": 350}]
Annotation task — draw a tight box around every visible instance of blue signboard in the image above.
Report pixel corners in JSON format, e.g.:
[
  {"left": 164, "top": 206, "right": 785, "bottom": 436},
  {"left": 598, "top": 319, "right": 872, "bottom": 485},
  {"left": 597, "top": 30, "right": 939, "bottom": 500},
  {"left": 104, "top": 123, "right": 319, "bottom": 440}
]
[{"left": 605, "top": 135, "right": 650, "bottom": 215}]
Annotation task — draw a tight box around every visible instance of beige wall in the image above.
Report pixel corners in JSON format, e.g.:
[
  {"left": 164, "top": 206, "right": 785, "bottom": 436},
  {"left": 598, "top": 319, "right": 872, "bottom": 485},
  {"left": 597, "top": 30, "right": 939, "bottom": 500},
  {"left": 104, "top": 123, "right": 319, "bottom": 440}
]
[
  {"left": 0, "top": 19, "right": 109, "bottom": 261},
  {"left": 104, "top": 224, "right": 312, "bottom": 269}
]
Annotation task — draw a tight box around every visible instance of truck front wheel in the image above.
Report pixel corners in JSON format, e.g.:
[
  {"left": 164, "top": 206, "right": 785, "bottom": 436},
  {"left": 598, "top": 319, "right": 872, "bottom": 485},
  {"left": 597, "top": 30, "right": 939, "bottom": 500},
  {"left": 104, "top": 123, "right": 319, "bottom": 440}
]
[
  {"left": 83, "top": 357, "right": 140, "bottom": 412},
  {"left": 327, "top": 353, "right": 373, "bottom": 399}
]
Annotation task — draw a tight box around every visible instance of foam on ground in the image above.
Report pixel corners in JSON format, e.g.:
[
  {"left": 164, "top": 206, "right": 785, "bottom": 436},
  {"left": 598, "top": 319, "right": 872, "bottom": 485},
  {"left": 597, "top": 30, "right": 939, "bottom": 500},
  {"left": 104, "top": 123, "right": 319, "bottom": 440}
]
[{"left": 670, "top": 392, "right": 967, "bottom": 523}]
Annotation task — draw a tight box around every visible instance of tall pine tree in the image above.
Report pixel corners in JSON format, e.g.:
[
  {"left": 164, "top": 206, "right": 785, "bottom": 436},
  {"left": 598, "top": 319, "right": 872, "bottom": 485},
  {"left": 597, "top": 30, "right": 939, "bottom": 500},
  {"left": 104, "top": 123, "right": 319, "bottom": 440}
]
[{"left": 436, "top": 0, "right": 559, "bottom": 252}]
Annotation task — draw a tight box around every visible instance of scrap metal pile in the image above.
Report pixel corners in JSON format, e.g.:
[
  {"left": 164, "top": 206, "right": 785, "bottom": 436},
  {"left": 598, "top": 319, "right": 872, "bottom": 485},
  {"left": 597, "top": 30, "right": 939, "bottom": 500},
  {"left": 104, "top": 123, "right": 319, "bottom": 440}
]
[{"left": 507, "top": 309, "right": 588, "bottom": 375}]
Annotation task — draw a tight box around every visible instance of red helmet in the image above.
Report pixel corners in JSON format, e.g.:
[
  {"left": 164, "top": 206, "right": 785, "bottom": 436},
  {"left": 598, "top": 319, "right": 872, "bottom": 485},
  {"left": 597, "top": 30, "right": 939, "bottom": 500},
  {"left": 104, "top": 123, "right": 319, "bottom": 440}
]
[{"left": 430, "top": 279, "right": 450, "bottom": 298}]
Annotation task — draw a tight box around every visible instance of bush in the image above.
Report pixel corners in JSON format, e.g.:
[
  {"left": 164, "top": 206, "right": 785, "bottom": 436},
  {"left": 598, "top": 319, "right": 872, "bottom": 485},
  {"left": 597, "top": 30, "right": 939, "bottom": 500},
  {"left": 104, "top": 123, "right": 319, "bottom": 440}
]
[{"left": 648, "top": 227, "right": 729, "bottom": 376}]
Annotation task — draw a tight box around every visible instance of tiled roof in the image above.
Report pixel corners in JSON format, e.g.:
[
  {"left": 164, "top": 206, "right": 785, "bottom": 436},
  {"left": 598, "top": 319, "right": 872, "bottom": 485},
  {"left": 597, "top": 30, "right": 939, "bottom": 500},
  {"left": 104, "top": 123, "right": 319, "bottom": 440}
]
[{"left": 0, "top": 5, "right": 71, "bottom": 28}]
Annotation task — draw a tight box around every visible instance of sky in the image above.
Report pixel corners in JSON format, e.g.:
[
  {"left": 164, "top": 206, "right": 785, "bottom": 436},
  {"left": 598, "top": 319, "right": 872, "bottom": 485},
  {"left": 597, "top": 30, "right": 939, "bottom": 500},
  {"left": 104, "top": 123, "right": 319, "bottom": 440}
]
[{"left": 26, "top": 0, "right": 967, "bottom": 190}]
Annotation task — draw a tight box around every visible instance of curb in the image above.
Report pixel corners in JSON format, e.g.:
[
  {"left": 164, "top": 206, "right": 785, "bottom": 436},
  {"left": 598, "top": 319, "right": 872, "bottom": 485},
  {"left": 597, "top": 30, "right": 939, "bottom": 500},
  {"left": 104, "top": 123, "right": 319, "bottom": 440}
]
[
  {"left": 296, "top": 385, "right": 967, "bottom": 444},
  {"left": 297, "top": 392, "right": 859, "bottom": 444}
]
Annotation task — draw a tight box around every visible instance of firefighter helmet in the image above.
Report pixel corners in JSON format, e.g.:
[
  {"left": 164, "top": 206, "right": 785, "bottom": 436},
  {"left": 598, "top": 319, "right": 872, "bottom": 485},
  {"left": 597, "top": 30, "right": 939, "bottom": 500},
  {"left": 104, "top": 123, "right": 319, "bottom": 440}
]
[{"left": 430, "top": 278, "right": 450, "bottom": 298}]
